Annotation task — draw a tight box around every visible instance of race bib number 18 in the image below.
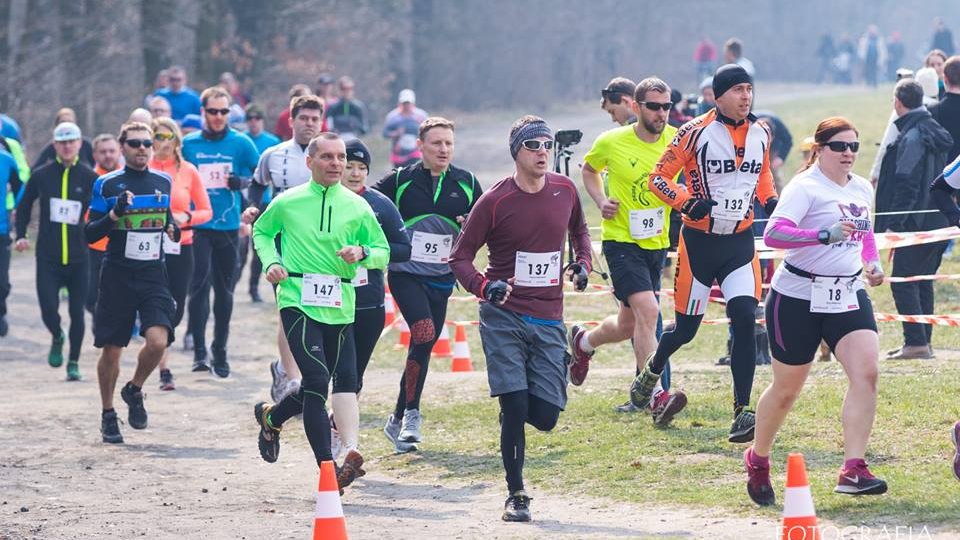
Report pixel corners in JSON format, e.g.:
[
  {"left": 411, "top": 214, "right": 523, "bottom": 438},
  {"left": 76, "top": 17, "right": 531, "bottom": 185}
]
[
  {"left": 410, "top": 231, "right": 453, "bottom": 264},
  {"left": 301, "top": 274, "right": 343, "bottom": 307},
  {"left": 125, "top": 231, "right": 162, "bottom": 261},
  {"left": 810, "top": 277, "right": 859, "bottom": 314},
  {"left": 514, "top": 251, "right": 561, "bottom": 287}
]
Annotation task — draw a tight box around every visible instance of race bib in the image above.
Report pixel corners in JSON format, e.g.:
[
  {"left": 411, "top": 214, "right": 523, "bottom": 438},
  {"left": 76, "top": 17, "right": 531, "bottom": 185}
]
[
  {"left": 301, "top": 274, "right": 343, "bottom": 308},
  {"left": 410, "top": 231, "right": 453, "bottom": 264},
  {"left": 49, "top": 198, "right": 82, "bottom": 225},
  {"left": 810, "top": 277, "right": 860, "bottom": 314},
  {"left": 710, "top": 188, "right": 752, "bottom": 221},
  {"left": 514, "top": 251, "right": 562, "bottom": 287},
  {"left": 628, "top": 208, "right": 665, "bottom": 240},
  {"left": 198, "top": 162, "right": 232, "bottom": 190},
  {"left": 125, "top": 231, "right": 162, "bottom": 261},
  {"left": 162, "top": 238, "right": 181, "bottom": 255},
  {"left": 354, "top": 267, "right": 369, "bottom": 288}
]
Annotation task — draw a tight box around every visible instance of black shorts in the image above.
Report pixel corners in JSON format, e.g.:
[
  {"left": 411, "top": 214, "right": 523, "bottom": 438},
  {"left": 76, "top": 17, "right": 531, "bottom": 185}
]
[
  {"left": 764, "top": 288, "right": 877, "bottom": 365},
  {"left": 602, "top": 241, "right": 665, "bottom": 306},
  {"left": 94, "top": 263, "right": 176, "bottom": 348}
]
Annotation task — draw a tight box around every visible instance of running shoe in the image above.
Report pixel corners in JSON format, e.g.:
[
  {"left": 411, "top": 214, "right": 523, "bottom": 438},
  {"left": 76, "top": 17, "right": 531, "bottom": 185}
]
[
  {"left": 329, "top": 412, "right": 342, "bottom": 460},
  {"left": 336, "top": 449, "right": 366, "bottom": 492},
  {"left": 567, "top": 325, "right": 593, "bottom": 386},
  {"left": 159, "top": 369, "right": 176, "bottom": 391},
  {"left": 48, "top": 331, "right": 65, "bottom": 368},
  {"left": 651, "top": 390, "right": 688, "bottom": 426},
  {"left": 744, "top": 447, "right": 775, "bottom": 506},
  {"left": 192, "top": 350, "right": 211, "bottom": 373},
  {"left": 254, "top": 401, "right": 281, "bottom": 463},
  {"left": 120, "top": 383, "right": 148, "bottom": 430},
  {"left": 0, "top": 315, "right": 8, "bottom": 337},
  {"left": 728, "top": 409, "right": 756, "bottom": 443},
  {"left": 101, "top": 410, "right": 123, "bottom": 444},
  {"left": 886, "top": 345, "right": 934, "bottom": 360},
  {"left": 502, "top": 490, "right": 532, "bottom": 522},
  {"left": 614, "top": 399, "right": 642, "bottom": 413},
  {"left": 65, "top": 360, "right": 81, "bottom": 381},
  {"left": 279, "top": 379, "right": 300, "bottom": 402},
  {"left": 383, "top": 414, "right": 401, "bottom": 444},
  {"left": 269, "top": 360, "right": 288, "bottom": 402},
  {"left": 212, "top": 353, "right": 230, "bottom": 378},
  {"left": 629, "top": 359, "right": 661, "bottom": 409},
  {"left": 399, "top": 409, "right": 423, "bottom": 444},
  {"left": 951, "top": 421, "right": 960, "bottom": 482},
  {"left": 834, "top": 459, "right": 888, "bottom": 495}
]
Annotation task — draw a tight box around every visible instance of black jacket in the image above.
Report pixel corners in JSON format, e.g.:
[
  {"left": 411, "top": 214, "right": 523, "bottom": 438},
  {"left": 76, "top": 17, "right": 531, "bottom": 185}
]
[
  {"left": 875, "top": 108, "right": 953, "bottom": 232},
  {"left": 929, "top": 93, "right": 960, "bottom": 161}
]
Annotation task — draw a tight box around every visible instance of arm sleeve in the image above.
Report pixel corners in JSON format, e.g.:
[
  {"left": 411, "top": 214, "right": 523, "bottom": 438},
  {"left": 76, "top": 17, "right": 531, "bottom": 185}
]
[
  {"left": 14, "top": 169, "right": 37, "bottom": 239},
  {"left": 84, "top": 179, "right": 115, "bottom": 243},
  {"left": 449, "top": 196, "right": 492, "bottom": 299},
  {"left": 568, "top": 187, "right": 593, "bottom": 272},
  {"left": 378, "top": 199, "right": 412, "bottom": 263},
  {"left": 357, "top": 206, "right": 391, "bottom": 270},
  {"left": 251, "top": 197, "right": 282, "bottom": 271},
  {"left": 763, "top": 218, "right": 821, "bottom": 249},
  {"left": 648, "top": 132, "right": 692, "bottom": 211},
  {"left": 187, "top": 165, "right": 213, "bottom": 226},
  {"left": 861, "top": 229, "right": 880, "bottom": 264}
]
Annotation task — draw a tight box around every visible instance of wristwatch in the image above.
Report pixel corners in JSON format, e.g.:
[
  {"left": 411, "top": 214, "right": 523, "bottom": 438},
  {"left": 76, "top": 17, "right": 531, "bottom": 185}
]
[
  {"left": 817, "top": 229, "right": 831, "bottom": 245},
  {"left": 360, "top": 246, "right": 370, "bottom": 261}
]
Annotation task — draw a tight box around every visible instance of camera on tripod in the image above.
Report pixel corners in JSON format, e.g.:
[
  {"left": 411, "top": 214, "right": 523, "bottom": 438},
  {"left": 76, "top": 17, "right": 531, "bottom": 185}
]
[
  {"left": 554, "top": 129, "right": 582, "bottom": 148},
  {"left": 553, "top": 129, "right": 583, "bottom": 176}
]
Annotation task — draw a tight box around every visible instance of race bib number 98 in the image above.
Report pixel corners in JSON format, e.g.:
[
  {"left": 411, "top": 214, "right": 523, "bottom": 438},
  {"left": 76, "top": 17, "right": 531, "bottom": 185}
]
[
  {"left": 410, "top": 231, "right": 453, "bottom": 264},
  {"left": 628, "top": 208, "right": 665, "bottom": 240},
  {"left": 301, "top": 274, "right": 343, "bottom": 307}
]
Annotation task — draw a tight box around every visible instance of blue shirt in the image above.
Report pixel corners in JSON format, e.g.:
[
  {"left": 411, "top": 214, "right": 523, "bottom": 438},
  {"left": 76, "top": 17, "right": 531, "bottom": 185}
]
[
  {"left": 182, "top": 129, "right": 260, "bottom": 231},
  {"left": 155, "top": 87, "right": 202, "bottom": 121},
  {"left": 1, "top": 114, "right": 21, "bottom": 142},
  {"left": 0, "top": 150, "right": 21, "bottom": 234},
  {"left": 245, "top": 130, "right": 281, "bottom": 154}
]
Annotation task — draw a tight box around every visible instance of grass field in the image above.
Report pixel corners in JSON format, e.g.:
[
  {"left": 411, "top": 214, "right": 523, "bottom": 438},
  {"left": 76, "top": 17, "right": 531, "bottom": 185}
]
[{"left": 352, "top": 85, "right": 960, "bottom": 531}]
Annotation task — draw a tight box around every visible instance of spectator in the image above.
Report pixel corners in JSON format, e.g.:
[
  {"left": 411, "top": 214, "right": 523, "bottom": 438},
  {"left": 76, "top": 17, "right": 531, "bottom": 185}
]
[
  {"left": 931, "top": 17, "right": 955, "bottom": 57},
  {"left": 696, "top": 76, "right": 715, "bottom": 115},
  {"left": 156, "top": 65, "right": 202, "bottom": 121},
  {"left": 599, "top": 77, "right": 637, "bottom": 126},
  {"left": 382, "top": 89, "right": 428, "bottom": 168},
  {"left": 326, "top": 76, "right": 369, "bottom": 139},
  {"left": 723, "top": 38, "right": 755, "bottom": 77},
  {"left": 668, "top": 89, "right": 692, "bottom": 128},
  {"left": 32, "top": 108, "right": 94, "bottom": 170},
  {"left": 887, "top": 31, "right": 905, "bottom": 82},
  {"left": 857, "top": 25, "right": 886, "bottom": 87},
  {"left": 219, "top": 72, "right": 250, "bottom": 107},
  {"left": 693, "top": 37, "right": 717, "bottom": 83},
  {"left": 925, "top": 49, "right": 948, "bottom": 99},
  {"left": 148, "top": 96, "right": 172, "bottom": 119},
  {"left": 916, "top": 67, "right": 940, "bottom": 106},
  {"left": 274, "top": 83, "right": 310, "bottom": 141},
  {"left": 875, "top": 80, "right": 953, "bottom": 360},
  {"left": 834, "top": 34, "right": 856, "bottom": 84},
  {"left": 870, "top": 70, "right": 915, "bottom": 186},
  {"left": 243, "top": 103, "right": 280, "bottom": 154},
  {"left": 816, "top": 34, "right": 836, "bottom": 84},
  {"left": 929, "top": 56, "right": 960, "bottom": 162}
]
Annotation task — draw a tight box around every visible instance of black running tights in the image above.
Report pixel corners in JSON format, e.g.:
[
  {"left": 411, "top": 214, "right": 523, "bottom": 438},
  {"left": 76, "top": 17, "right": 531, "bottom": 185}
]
[{"left": 499, "top": 390, "right": 561, "bottom": 493}]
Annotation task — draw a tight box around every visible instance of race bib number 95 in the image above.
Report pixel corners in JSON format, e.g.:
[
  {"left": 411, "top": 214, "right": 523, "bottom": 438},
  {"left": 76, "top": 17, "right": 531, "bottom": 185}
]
[{"left": 410, "top": 231, "right": 452, "bottom": 264}]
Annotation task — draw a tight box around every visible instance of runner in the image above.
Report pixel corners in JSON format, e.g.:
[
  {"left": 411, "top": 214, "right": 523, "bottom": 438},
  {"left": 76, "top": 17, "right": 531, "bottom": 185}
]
[
  {"left": 373, "top": 116, "right": 482, "bottom": 453},
  {"left": 328, "top": 139, "right": 411, "bottom": 463},
  {"left": 0, "top": 147, "right": 23, "bottom": 337},
  {"left": 15, "top": 122, "right": 98, "bottom": 380},
  {"left": 634, "top": 64, "right": 779, "bottom": 442},
  {"left": 449, "top": 115, "right": 592, "bottom": 522},
  {"left": 242, "top": 94, "right": 324, "bottom": 402},
  {"left": 745, "top": 117, "right": 886, "bottom": 505},
  {"left": 251, "top": 132, "right": 389, "bottom": 491},
  {"left": 571, "top": 77, "right": 687, "bottom": 421},
  {"left": 85, "top": 121, "right": 181, "bottom": 443},
  {"left": 150, "top": 117, "right": 212, "bottom": 391},
  {"left": 182, "top": 86, "right": 260, "bottom": 377}
]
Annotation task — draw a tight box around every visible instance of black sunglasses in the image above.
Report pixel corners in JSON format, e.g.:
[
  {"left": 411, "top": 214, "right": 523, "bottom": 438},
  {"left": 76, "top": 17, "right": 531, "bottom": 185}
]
[
  {"left": 521, "top": 139, "right": 554, "bottom": 151},
  {"left": 205, "top": 108, "right": 231, "bottom": 116},
  {"left": 124, "top": 139, "right": 153, "bottom": 149},
  {"left": 640, "top": 101, "right": 673, "bottom": 112},
  {"left": 601, "top": 89, "right": 626, "bottom": 105},
  {"left": 824, "top": 141, "right": 860, "bottom": 153}
]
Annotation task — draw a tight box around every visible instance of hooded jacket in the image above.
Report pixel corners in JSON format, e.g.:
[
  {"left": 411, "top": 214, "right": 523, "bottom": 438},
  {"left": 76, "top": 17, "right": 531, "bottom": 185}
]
[{"left": 875, "top": 107, "right": 954, "bottom": 232}]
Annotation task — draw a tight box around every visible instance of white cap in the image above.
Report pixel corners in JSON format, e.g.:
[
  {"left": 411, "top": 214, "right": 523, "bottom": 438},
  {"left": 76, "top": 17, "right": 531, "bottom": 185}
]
[
  {"left": 398, "top": 89, "right": 416, "bottom": 104},
  {"left": 53, "top": 122, "right": 81, "bottom": 142},
  {"left": 916, "top": 67, "right": 939, "bottom": 99}
]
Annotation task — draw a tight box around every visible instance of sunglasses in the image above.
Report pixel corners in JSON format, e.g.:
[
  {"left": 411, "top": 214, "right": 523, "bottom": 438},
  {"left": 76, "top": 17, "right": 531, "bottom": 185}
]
[
  {"left": 824, "top": 141, "right": 860, "bottom": 153},
  {"left": 154, "top": 132, "right": 175, "bottom": 141},
  {"left": 601, "top": 89, "right": 625, "bottom": 105},
  {"left": 521, "top": 139, "right": 554, "bottom": 151},
  {"left": 124, "top": 139, "right": 153, "bottom": 149},
  {"left": 205, "top": 108, "right": 231, "bottom": 116},
  {"left": 640, "top": 101, "right": 673, "bottom": 112}
]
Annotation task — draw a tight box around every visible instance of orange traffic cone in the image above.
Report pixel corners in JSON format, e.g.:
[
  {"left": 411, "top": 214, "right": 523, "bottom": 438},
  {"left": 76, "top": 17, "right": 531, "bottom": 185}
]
[
  {"left": 781, "top": 453, "right": 820, "bottom": 540},
  {"left": 395, "top": 320, "right": 410, "bottom": 349},
  {"left": 450, "top": 324, "right": 473, "bottom": 372},
  {"left": 384, "top": 286, "right": 397, "bottom": 328},
  {"left": 312, "top": 460, "right": 348, "bottom": 540},
  {"left": 431, "top": 322, "right": 452, "bottom": 358}
]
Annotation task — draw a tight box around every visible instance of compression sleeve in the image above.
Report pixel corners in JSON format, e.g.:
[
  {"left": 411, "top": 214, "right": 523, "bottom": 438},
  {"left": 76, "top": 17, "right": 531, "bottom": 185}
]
[{"left": 763, "top": 217, "right": 821, "bottom": 249}]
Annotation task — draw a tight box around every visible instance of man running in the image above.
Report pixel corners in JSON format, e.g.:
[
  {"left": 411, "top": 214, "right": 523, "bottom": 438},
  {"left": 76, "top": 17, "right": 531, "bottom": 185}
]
[
  {"left": 85, "top": 121, "right": 180, "bottom": 443},
  {"left": 633, "top": 64, "right": 778, "bottom": 442},
  {"left": 251, "top": 133, "right": 389, "bottom": 491},
  {"left": 182, "top": 86, "right": 260, "bottom": 377},
  {"left": 373, "top": 117, "right": 482, "bottom": 453},
  {"left": 450, "top": 115, "right": 591, "bottom": 522},
  {"left": 242, "top": 94, "right": 324, "bottom": 402},
  {"left": 571, "top": 77, "right": 686, "bottom": 421},
  {"left": 15, "top": 122, "right": 98, "bottom": 380},
  {"left": 0, "top": 147, "right": 23, "bottom": 337}
]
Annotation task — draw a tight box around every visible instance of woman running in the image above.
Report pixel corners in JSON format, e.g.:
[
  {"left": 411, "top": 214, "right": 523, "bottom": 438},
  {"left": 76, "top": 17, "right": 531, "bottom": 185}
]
[{"left": 744, "top": 117, "right": 886, "bottom": 506}]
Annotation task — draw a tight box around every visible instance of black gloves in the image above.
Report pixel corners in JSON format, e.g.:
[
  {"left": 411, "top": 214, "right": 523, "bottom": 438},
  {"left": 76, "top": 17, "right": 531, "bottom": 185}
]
[
  {"left": 567, "top": 262, "right": 589, "bottom": 292},
  {"left": 763, "top": 197, "right": 778, "bottom": 216},
  {"left": 113, "top": 192, "right": 130, "bottom": 217},
  {"left": 227, "top": 173, "right": 244, "bottom": 191},
  {"left": 680, "top": 198, "right": 717, "bottom": 220},
  {"left": 483, "top": 279, "right": 510, "bottom": 305},
  {"left": 167, "top": 222, "right": 182, "bottom": 243}
]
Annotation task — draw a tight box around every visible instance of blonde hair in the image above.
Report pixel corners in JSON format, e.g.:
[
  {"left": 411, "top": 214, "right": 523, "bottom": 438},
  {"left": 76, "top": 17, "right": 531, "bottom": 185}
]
[{"left": 151, "top": 116, "right": 184, "bottom": 169}]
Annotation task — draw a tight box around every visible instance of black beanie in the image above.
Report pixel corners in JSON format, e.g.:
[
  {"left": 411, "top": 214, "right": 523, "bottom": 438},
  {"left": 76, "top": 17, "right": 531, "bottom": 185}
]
[
  {"left": 345, "top": 139, "right": 371, "bottom": 168},
  {"left": 712, "top": 64, "right": 753, "bottom": 99}
]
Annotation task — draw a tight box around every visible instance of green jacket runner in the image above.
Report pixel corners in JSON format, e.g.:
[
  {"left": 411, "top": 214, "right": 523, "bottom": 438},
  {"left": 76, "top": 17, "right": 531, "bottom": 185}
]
[{"left": 252, "top": 180, "right": 390, "bottom": 324}]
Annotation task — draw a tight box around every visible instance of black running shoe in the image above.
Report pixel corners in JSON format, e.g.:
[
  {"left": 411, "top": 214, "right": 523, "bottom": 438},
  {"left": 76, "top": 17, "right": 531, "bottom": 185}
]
[
  {"left": 120, "top": 382, "right": 148, "bottom": 430},
  {"left": 502, "top": 490, "right": 532, "bottom": 522},
  {"left": 728, "top": 410, "right": 756, "bottom": 443},
  {"left": 192, "top": 350, "right": 211, "bottom": 373},
  {"left": 101, "top": 410, "right": 124, "bottom": 444},
  {"left": 212, "top": 352, "right": 230, "bottom": 378},
  {"left": 254, "top": 401, "right": 280, "bottom": 463}
]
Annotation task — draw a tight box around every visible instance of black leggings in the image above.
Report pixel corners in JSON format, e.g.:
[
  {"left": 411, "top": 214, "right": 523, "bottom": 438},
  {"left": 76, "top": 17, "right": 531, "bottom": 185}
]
[
  {"left": 236, "top": 235, "right": 263, "bottom": 293},
  {"left": 84, "top": 248, "right": 104, "bottom": 314},
  {"left": 499, "top": 390, "right": 561, "bottom": 493},
  {"left": 164, "top": 244, "right": 194, "bottom": 328},
  {"left": 652, "top": 295, "right": 758, "bottom": 410},
  {"left": 268, "top": 308, "right": 355, "bottom": 464},
  {"left": 188, "top": 229, "right": 238, "bottom": 356},
  {"left": 388, "top": 272, "right": 453, "bottom": 418},
  {"left": 36, "top": 258, "right": 88, "bottom": 361},
  {"left": 351, "top": 305, "right": 385, "bottom": 394}
]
